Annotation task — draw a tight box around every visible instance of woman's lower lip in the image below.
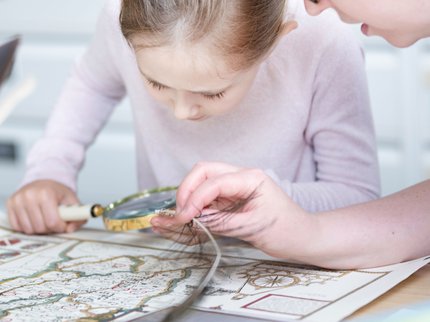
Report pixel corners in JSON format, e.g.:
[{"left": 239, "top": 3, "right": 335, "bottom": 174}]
[{"left": 361, "top": 23, "right": 369, "bottom": 36}]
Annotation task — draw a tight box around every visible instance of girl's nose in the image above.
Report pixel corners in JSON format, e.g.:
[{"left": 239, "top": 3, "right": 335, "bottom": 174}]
[
  {"left": 174, "top": 104, "right": 193, "bottom": 120},
  {"left": 173, "top": 93, "right": 199, "bottom": 120},
  {"left": 304, "top": 0, "right": 332, "bottom": 16}
]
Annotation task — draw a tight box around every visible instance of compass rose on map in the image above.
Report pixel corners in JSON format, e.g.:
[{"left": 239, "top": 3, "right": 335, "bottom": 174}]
[{"left": 249, "top": 274, "right": 298, "bottom": 289}]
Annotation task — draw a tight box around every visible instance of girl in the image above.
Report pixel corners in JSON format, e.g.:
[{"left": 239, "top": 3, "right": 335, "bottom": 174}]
[{"left": 7, "top": 0, "right": 379, "bottom": 234}]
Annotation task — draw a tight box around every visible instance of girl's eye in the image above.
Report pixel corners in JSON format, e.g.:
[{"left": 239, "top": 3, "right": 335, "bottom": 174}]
[
  {"left": 146, "top": 79, "right": 166, "bottom": 91},
  {"left": 203, "top": 91, "right": 225, "bottom": 100},
  {"left": 146, "top": 78, "right": 225, "bottom": 100}
]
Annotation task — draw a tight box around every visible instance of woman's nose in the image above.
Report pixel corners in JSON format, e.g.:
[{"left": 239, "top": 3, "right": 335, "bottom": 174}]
[{"left": 304, "top": 0, "right": 332, "bottom": 16}]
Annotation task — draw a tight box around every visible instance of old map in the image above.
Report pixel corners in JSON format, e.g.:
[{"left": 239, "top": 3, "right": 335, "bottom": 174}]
[{"left": 0, "top": 220, "right": 428, "bottom": 322}]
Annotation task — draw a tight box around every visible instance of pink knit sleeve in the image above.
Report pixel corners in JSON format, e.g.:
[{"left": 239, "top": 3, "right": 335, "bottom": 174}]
[{"left": 21, "top": 1, "right": 126, "bottom": 191}]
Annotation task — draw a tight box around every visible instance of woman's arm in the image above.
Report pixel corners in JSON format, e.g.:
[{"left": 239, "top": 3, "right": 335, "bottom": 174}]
[
  {"left": 153, "top": 162, "right": 430, "bottom": 269},
  {"left": 310, "top": 179, "right": 430, "bottom": 268}
]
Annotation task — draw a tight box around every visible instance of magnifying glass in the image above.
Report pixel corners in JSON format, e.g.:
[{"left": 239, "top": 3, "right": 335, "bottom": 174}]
[{"left": 58, "top": 186, "right": 177, "bottom": 231}]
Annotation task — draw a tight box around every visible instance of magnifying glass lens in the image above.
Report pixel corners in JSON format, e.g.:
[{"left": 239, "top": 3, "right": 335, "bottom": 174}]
[
  {"left": 105, "top": 189, "right": 177, "bottom": 220},
  {"left": 58, "top": 186, "right": 178, "bottom": 231}
]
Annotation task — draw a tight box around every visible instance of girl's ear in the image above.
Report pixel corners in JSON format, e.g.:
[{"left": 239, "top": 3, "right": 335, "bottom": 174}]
[{"left": 280, "top": 21, "right": 298, "bottom": 37}]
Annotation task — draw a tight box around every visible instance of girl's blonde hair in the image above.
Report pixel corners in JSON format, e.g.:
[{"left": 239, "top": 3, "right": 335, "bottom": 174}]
[{"left": 119, "top": 0, "right": 287, "bottom": 70}]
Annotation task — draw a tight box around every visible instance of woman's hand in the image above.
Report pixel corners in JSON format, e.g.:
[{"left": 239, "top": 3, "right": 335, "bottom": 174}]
[{"left": 152, "top": 162, "right": 317, "bottom": 259}]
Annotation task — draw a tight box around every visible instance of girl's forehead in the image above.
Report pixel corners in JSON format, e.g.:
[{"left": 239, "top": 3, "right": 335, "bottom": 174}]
[
  {"left": 135, "top": 45, "right": 239, "bottom": 87},
  {"left": 141, "top": 44, "right": 211, "bottom": 67}
]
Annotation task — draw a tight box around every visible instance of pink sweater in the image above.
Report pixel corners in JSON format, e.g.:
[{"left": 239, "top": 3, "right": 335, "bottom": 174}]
[{"left": 22, "top": 0, "right": 380, "bottom": 212}]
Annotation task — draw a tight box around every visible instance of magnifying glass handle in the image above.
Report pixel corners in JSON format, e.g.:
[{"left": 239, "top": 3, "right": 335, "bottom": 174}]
[{"left": 58, "top": 204, "right": 104, "bottom": 222}]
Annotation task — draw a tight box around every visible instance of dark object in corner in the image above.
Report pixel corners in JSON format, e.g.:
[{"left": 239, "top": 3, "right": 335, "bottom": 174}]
[{"left": 0, "top": 36, "right": 20, "bottom": 89}]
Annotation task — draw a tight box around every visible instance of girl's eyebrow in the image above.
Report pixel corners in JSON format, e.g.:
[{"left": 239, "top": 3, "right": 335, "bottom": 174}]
[{"left": 140, "top": 70, "right": 230, "bottom": 95}]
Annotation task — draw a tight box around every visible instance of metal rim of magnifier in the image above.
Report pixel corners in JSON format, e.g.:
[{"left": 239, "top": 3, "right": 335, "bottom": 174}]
[{"left": 99, "top": 186, "right": 178, "bottom": 232}]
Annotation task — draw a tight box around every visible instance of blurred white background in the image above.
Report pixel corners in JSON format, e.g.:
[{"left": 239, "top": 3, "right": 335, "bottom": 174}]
[{"left": 0, "top": 0, "right": 429, "bottom": 208}]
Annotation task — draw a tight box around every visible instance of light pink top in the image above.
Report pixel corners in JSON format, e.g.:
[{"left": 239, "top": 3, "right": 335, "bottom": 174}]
[{"left": 22, "top": 0, "right": 380, "bottom": 212}]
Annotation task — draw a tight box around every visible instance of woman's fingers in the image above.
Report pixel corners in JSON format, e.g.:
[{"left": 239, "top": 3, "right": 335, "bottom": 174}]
[
  {"left": 176, "top": 168, "right": 267, "bottom": 222},
  {"left": 154, "top": 167, "right": 267, "bottom": 229},
  {"left": 153, "top": 222, "right": 207, "bottom": 245},
  {"left": 176, "top": 162, "right": 241, "bottom": 211}
]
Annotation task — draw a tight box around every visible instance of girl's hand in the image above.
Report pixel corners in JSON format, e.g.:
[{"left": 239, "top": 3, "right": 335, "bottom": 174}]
[
  {"left": 7, "top": 179, "right": 86, "bottom": 234},
  {"left": 151, "top": 162, "right": 316, "bottom": 259}
]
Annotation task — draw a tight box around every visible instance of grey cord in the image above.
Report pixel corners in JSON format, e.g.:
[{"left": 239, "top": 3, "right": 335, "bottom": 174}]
[{"left": 162, "top": 217, "right": 221, "bottom": 322}]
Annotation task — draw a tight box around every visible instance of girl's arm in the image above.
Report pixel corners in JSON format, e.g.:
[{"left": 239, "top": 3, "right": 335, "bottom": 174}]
[
  {"left": 22, "top": 2, "right": 126, "bottom": 190},
  {"left": 8, "top": 2, "right": 126, "bottom": 234}
]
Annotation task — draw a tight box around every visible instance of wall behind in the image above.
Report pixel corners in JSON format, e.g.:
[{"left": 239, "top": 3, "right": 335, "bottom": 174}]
[
  {"left": 362, "top": 35, "right": 430, "bottom": 196},
  {"left": 0, "top": 1, "right": 429, "bottom": 208},
  {"left": 0, "top": 0, "right": 136, "bottom": 206}
]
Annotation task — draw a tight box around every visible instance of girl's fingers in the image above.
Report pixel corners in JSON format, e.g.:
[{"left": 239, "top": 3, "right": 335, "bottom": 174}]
[
  {"left": 65, "top": 221, "right": 86, "bottom": 233},
  {"left": 41, "top": 196, "right": 67, "bottom": 233},
  {"left": 60, "top": 194, "right": 86, "bottom": 233},
  {"left": 6, "top": 181, "right": 81, "bottom": 235},
  {"left": 8, "top": 212, "right": 19, "bottom": 232},
  {"left": 6, "top": 200, "right": 19, "bottom": 232},
  {"left": 14, "top": 206, "right": 34, "bottom": 235},
  {"left": 53, "top": 187, "right": 82, "bottom": 233},
  {"left": 25, "top": 203, "right": 48, "bottom": 234}
]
